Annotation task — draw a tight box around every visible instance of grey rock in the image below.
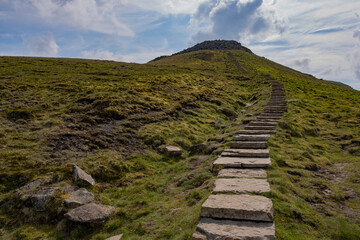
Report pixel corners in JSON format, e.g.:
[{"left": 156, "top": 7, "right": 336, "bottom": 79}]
[
  {"left": 213, "top": 178, "right": 271, "bottom": 194},
  {"left": 249, "top": 121, "right": 278, "bottom": 126},
  {"left": 15, "top": 179, "right": 42, "bottom": 193},
  {"left": 230, "top": 141, "right": 268, "bottom": 149},
  {"left": 31, "top": 187, "right": 58, "bottom": 211},
  {"left": 214, "top": 157, "right": 271, "bottom": 168},
  {"left": 233, "top": 134, "right": 270, "bottom": 141},
  {"left": 237, "top": 129, "right": 277, "bottom": 135},
  {"left": 218, "top": 168, "right": 267, "bottom": 178},
  {"left": 221, "top": 149, "right": 270, "bottom": 158},
  {"left": 64, "top": 188, "right": 94, "bottom": 208},
  {"left": 193, "top": 218, "right": 275, "bottom": 240},
  {"left": 64, "top": 203, "right": 114, "bottom": 224},
  {"left": 72, "top": 164, "right": 95, "bottom": 186},
  {"left": 165, "top": 146, "right": 183, "bottom": 156},
  {"left": 105, "top": 234, "right": 123, "bottom": 240},
  {"left": 245, "top": 126, "right": 276, "bottom": 130},
  {"left": 201, "top": 194, "right": 273, "bottom": 222}
]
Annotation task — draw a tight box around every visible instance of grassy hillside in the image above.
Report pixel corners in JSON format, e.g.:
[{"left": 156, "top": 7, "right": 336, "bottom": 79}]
[
  {"left": 0, "top": 47, "right": 360, "bottom": 240},
  {"left": 0, "top": 52, "right": 269, "bottom": 239}
]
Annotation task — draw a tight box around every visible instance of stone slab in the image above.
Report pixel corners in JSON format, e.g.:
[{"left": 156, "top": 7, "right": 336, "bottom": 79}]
[
  {"left": 65, "top": 203, "right": 114, "bottom": 224},
  {"left": 245, "top": 126, "right": 276, "bottom": 130},
  {"left": 256, "top": 116, "right": 282, "bottom": 120},
  {"left": 233, "top": 134, "right": 270, "bottom": 141},
  {"left": 237, "top": 129, "right": 277, "bottom": 135},
  {"left": 214, "top": 157, "right": 271, "bottom": 168},
  {"left": 249, "top": 121, "right": 278, "bottom": 126},
  {"left": 260, "top": 113, "right": 284, "bottom": 116},
  {"left": 193, "top": 218, "right": 275, "bottom": 240},
  {"left": 201, "top": 194, "right": 274, "bottom": 222},
  {"left": 218, "top": 168, "right": 267, "bottom": 178},
  {"left": 230, "top": 141, "right": 267, "bottom": 149},
  {"left": 222, "top": 148, "right": 269, "bottom": 158},
  {"left": 64, "top": 188, "right": 95, "bottom": 208},
  {"left": 213, "top": 178, "right": 270, "bottom": 194}
]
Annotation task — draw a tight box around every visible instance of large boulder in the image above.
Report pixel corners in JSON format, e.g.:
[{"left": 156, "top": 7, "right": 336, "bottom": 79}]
[
  {"left": 64, "top": 203, "right": 114, "bottom": 224},
  {"left": 164, "top": 146, "right": 183, "bottom": 156},
  {"left": 31, "top": 187, "right": 58, "bottom": 211},
  {"left": 14, "top": 179, "right": 42, "bottom": 193},
  {"left": 72, "top": 164, "right": 95, "bottom": 186},
  {"left": 64, "top": 188, "right": 94, "bottom": 208},
  {"left": 105, "top": 234, "right": 123, "bottom": 240}
]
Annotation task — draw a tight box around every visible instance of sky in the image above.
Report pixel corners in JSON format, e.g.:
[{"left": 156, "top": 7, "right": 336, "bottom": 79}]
[{"left": 1, "top": 0, "right": 360, "bottom": 90}]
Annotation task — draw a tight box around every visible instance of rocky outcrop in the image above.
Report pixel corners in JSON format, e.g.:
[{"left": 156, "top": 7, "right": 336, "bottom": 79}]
[
  {"left": 31, "top": 187, "right": 58, "bottom": 211},
  {"left": 64, "top": 188, "right": 94, "bottom": 208},
  {"left": 65, "top": 203, "right": 114, "bottom": 224},
  {"left": 72, "top": 164, "right": 95, "bottom": 186},
  {"left": 164, "top": 146, "right": 183, "bottom": 156}
]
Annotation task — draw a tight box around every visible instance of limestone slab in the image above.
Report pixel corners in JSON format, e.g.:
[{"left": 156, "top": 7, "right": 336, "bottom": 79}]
[
  {"left": 193, "top": 218, "right": 275, "bottom": 240},
  {"left": 213, "top": 178, "right": 270, "bottom": 194},
  {"left": 201, "top": 194, "right": 274, "bottom": 222},
  {"left": 214, "top": 157, "right": 271, "bottom": 168},
  {"left": 222, "top": 148, "right": 269, "bottom": 158},
  {"left": 65, "top": 203, "right": 114, "bottom": 224},
  {"left": 218, "top": 168, "right": 267, "bottom": 178},
  {"left": 233, "top": 134, "right": 270, "bottom": 141},
  {"left": 249, "top": 121, "right": 278, "bottom": 126},
  {"left": 230, "top": 141, "right": 267, "bottom": 149},
  {"left": 256, "top": 116, "right": 282, "bottom": 120},
  {"left": 64, "top": 188, "right": 94, "bottom": 208},
  {"left": 73, "top": 164, "right": 95, "bottom": 186},
  {"left": 245, "top": 126, "right": 276, "bottom": 131}
]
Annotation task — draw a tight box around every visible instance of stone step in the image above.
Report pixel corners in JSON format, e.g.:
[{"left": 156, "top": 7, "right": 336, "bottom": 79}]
[
  {"left": 230, "top": 141, "right": 267, "bottom": 149},
  {"left": 255, "top": 118, "right": 280, "bottom": 122},
  {"left": 260, "top": 113, "right": 284, "bottom": 116},
  {"left": 233, "top": 134, "right": 270, "bottom": 141},
  {"left": 193, "top": 218, "right": 275, "bottom": 240},
  {"left": 264, "top": 110, "right": 286, "bottom": 113},
  {"left": 245, "top": 126, "right": 276, "bottom": 130},
  {"left": 237, "top": 129, "right": 277, "bottom": 135},
  {"left": 201, "top": 194, "right": 274, "bottom": 222},
  {"left": 222, "top": 148, "right": 269, "bottom": 158},
  {"left": 264, "top": 107, "right": 287, "bottom": 110},
  {"left": 264, "top": 107, "right": 286, "bottom": 110},
  {"left": 267, "top": 102, "right": 287, "bottom": 105},
  {"left": 214, "top": 157, "right": 271, "bottom": 168},
  {"left": 249, "top": 121, "right": 278, "bottom": 126},
  {"left": 257, "top": 115, "right": 283, "bottom": 119},
  {"left": 213, "top": 178, "right": 270, "bottom": 194},
  {"left": 218, "top": 168, "right": 267, "bottom": 178}
]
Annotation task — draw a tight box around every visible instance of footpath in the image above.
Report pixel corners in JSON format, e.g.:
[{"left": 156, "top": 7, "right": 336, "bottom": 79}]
[{"left": 193, "top": 78, "right": 287, "bottom": 239}]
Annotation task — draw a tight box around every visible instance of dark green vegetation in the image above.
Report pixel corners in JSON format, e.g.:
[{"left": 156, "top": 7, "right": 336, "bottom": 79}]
[
  {"left": 1, "top": 44, "right": 360, "bottom": 239},
  {"left": 0, "top": 51, "right": 268, "bottom": 239}
]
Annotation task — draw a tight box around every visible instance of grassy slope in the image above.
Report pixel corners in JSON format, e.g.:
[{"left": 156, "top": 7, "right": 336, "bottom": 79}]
[
  {"left": 1, "top": 49, "right": 359, "bottom": 239},
  {"left": 228, "top": 51, "right": 360, "bottom": 239},
  {"left": 0, "top": 52, "right": 269, "bottom": 239}
]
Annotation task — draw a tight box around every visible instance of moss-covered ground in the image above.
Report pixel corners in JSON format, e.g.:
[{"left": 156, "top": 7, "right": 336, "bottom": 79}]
[
  {"left": 0, "top": 52, "right": 269, "bottom": 239},
  {"left": 0, "top": 49, "right": 359, "bottom": 239}
]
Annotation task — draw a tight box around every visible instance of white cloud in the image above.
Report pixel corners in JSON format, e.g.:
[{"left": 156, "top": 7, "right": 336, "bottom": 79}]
[
  {"left": 127, "top": 0, "right": 209, "bottom": 15},
  {"left": 82, "top": 50, "right": 123, "bottom": 61},
  {"left": 14, "top": 0, "right": 134, "bottom": 36},
  {"left": 190, "top": 0, "right": 286, "bottom": 44},
  {"left": 81, "top": 47, "right": 173, "bottom": 63},
  {"left": 245, "top": 0, "right": 360, "bottom": 88},
  {"left": 24, "top": 33, "right": 59, "bottom": 57}
]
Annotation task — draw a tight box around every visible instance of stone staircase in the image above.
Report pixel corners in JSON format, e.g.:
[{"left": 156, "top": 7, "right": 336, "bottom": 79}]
[{"left": 193, "top": 79, "right": 287, "bottom": 240}]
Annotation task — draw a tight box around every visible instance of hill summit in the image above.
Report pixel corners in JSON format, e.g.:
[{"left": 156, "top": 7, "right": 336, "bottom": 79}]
[
  {"left": 151, "top": 40, "right": 252, "bottom": 62},
  {"left": 174, "top": 40, "right": 253, "bottom": 55}
]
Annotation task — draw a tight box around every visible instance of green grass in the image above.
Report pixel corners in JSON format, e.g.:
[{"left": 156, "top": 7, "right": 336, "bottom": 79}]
[
  {"left": 0, "top": 49, "right": 359, "bottom": 239},
  {"left": 0, "top": 52, "right": 269, "bottom": 239}
]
